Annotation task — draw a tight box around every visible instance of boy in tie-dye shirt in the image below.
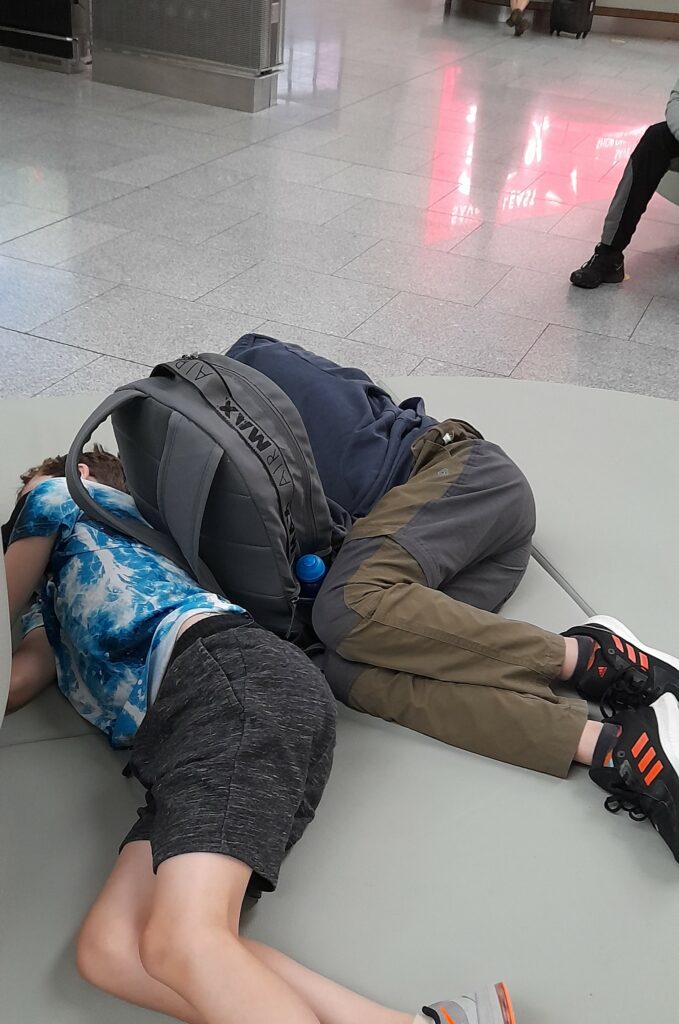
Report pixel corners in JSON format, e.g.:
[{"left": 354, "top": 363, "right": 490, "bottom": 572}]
[
  {"left": 6, "top": 447, "right": 244, "bottom": 746},
  {"left": 3, "top": 445, "right": 509, "bottom": 1024}
]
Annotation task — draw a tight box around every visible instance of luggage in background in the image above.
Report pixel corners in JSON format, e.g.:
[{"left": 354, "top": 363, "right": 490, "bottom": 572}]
[{"left": 550, "top": 0, "right": 595, "bottom": 38}]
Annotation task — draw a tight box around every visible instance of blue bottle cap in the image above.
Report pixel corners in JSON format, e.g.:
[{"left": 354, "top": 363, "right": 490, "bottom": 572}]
[{"left": 295, "top": 554, "right": 326, "bottom": 582}]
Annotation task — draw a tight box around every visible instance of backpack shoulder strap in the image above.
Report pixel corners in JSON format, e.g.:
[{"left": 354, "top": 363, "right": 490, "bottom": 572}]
[
  {"left": 66, "top": 389, "right": 222, "bottom": 593},
  {"left": 156, "top": 410, "right": 224, "bottom": 584}
]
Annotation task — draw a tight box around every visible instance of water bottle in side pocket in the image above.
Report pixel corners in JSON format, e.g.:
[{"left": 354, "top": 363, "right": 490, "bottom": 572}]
[{"left": 294, "top": 554, "right": 327, "bottom": 600}]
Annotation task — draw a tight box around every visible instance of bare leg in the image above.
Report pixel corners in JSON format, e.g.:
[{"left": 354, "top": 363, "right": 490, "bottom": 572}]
[
  {"left": 141, "top": 853, "right": 320, "bottom": 1024},
  {"left": 575, "top": 720, "right": 603, "bottom": 766},
  {"left": 242, "top": 940, "right": 412, "bottom": 1024},
  {"left": 7, "top": 625, "right": 55, "bottom": 714},
  {"left": 558, "top": 636, "right": 603, "bottom": 766},
  {"left": 559, "top": 636, "right": 580, "bottom": 681},
  {"left": 77, "top": 843, "right": 205, "bottom": 1024},
  {"left": 508, "top": 0, "right": 530, "bottom": 31},
  {"left": 79, "top": 843, "right": 411, "bottom": 1024}
]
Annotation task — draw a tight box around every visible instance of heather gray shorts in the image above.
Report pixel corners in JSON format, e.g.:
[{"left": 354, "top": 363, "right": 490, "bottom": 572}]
[{"left": 121, "top": 614, "right": 336, "bottom": 892}]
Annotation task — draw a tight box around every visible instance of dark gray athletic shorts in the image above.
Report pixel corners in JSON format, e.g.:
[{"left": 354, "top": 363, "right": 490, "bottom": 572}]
[{"left": 121, "top": 613, "right": 336, "bottom": 892}]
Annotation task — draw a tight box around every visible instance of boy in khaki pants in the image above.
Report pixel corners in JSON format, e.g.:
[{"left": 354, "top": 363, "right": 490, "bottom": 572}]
[{"left": 229, "top": 334, "right": 679, "bottom": 865}]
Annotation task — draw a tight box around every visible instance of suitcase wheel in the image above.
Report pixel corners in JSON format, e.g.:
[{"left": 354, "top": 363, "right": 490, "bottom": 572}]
[
  {"left": 583, "top": 31, "right": 589, "bottom": 37},
  {"left": 576, "top": 32, "right": 582, "bottom": 38}
]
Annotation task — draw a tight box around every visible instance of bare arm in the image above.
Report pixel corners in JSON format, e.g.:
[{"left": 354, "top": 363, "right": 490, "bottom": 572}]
[
  {"left": 3, "top": 535, "right": 57, "bottom": 715},
  {"left": 666, "top": 76, "right": 679, "bottom": 143},
  {"left": 5, "top": 535, "right": 54, "bottom": 628},
  {"left": 7, "top": 626, "right": 56, "bottom": 715}
]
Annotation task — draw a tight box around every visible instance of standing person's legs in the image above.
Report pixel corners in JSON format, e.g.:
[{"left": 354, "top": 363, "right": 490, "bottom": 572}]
[
  {"left": 571, "top": 121, "right": 679, "bottom": 289},
  {"left": 507, "top": 0, "right": 530, "bottom": 33},
  {"left": 313, "top": 421, "right": 589, "bottom": 776}
]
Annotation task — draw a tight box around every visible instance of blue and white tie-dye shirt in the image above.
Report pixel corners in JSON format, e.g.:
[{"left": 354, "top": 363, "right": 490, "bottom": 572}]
[{"left": 10, "top": 477, "right": 243, "bottom": 748}]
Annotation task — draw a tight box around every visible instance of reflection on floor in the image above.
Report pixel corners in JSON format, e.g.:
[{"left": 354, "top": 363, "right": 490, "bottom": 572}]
[{"left": 1, "top": 0, "right": 678, "bottom": 399}]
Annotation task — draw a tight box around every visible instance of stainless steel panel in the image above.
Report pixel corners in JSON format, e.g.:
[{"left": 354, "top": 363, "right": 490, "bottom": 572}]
[
  {"left": 94, "top": 0, "right": 283, "bottom": 75},
  {"left": 93, "top": 48, "right": 279, "bottom": 112}
]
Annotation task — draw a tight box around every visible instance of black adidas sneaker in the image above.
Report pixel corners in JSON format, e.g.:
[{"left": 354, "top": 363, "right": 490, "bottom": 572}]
[
  {"left": 590, "top": 694, "right": 679, "bottom": 863},
  {"left": 563, "top": 616, "right": 679, "bottom": 718}
]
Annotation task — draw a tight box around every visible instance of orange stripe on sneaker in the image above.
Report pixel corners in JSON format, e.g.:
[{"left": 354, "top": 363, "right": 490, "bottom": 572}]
[
  {"left": 639, "top": 651, "right": 649, "bottom": 671},
  {"left": 645, "top": 761, "right": 663, "bottom": 786},
  {"left": 495, "top": 983, "right": 517, "bottom": 1024},
  {"left": 631, "top": 733, "right": 649, "bottom": 758},
  {"left": 613, "top": 635, "right": 624, "bottom": 652},
  {"left": 626, "top": 643, "right": 637, "bottom": 664},
  {"left": 440, "top": 1010, "right": 456, "bottom": 1024},
  {"left": 638, "top": 747, "right": 656, "bottom": 773}
]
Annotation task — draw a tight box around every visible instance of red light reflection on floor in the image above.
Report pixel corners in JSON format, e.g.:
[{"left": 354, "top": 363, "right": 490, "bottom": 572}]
[
  {"left": 425, "top": 69, "right": 649, "bottom": 230},
  {"left": 425, "top": 65, "right": 466, "bottom": 243}
]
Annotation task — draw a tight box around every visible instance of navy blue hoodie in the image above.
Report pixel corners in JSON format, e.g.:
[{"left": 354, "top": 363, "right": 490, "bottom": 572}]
[{"left": 227, "top": 335, "right": 437, "bottom": 521}]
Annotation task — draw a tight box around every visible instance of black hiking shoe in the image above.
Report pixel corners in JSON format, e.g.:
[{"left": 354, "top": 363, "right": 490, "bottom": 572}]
[
  {"left": 563, "top": 616, "right": 679, "bottom": 719},
  {"left": 570, "top": 243, "right": 625, "bottom": 288},
  {"left": 515, "top": 14, "right": 529, "bottom": 35},
  {"left": 590, "top": 695, "right": 679, "bottom": 864},
  {"left": 506, "top": 9, "right": 520, "bottom": 25}
]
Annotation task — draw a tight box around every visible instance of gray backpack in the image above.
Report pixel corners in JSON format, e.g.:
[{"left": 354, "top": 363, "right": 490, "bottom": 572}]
[{"left": 65, "top": 353, "right": 347, "bottom": 643}]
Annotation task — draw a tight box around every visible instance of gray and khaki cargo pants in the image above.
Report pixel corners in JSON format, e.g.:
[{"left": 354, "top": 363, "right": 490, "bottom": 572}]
[{"left": 312, "top": 420, "right": 587, "bottom": 778}]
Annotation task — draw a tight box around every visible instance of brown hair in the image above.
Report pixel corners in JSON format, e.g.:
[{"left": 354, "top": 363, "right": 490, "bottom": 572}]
[{"left": 20, "top": 444, "right": 128, "bottom": 494}]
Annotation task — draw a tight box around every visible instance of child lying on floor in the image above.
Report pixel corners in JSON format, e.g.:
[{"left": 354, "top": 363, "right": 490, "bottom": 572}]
[{"left": 3, "top": 445, "right": 514, "bottom": 1024}]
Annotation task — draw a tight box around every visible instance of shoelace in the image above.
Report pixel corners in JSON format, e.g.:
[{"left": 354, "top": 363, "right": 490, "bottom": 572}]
[
  {"left": 597, "top": 650, "right": 657, "bottom": 719},
  {"left": 577, "top": 253, "right": 599, "bottom": 271},
  {"left": 576, "top": 250, "right": 621, "bottom": 274},
  {"left": 604, "top": 783, "right": 661, "bottom": 823}
]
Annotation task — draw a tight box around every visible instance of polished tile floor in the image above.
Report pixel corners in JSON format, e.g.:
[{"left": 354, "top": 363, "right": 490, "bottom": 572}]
[{"left": 1, "top": 0, "right": 679, "bottom": 399}]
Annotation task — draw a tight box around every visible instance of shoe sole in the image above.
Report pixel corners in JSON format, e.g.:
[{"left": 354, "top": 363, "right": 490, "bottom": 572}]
[
  {"left": 475, "top": 982, "right": 516, "bottom": 1024},
  {"left": 654, "top": 692, "right": 679, "bottom": 782},
  {"left": 570, "top": 268, "right": 625, "bottom": 289},
  {"left": 583, "top": 615, "right": 679, "bottom": 677},
  {"left": 652, "top": 697, "right": 679, "bottom": 864},
  {"left": 496, "top": 982, "right": 516, "bottom": 1024},
  {"left": 613, "top": 695, "right": 679, "bottom": 862},
  {"left": 634, "top": 694, "right": 679, "bottom": 862}
]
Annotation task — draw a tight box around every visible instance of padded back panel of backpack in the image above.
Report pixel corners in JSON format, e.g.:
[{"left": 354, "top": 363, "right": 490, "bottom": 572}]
[
  {"left": 113, "top": 396, "right": 299, "bottom": 638},
  {"left": 201, "top": 452, "right": 299, "bottom": 638}
]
